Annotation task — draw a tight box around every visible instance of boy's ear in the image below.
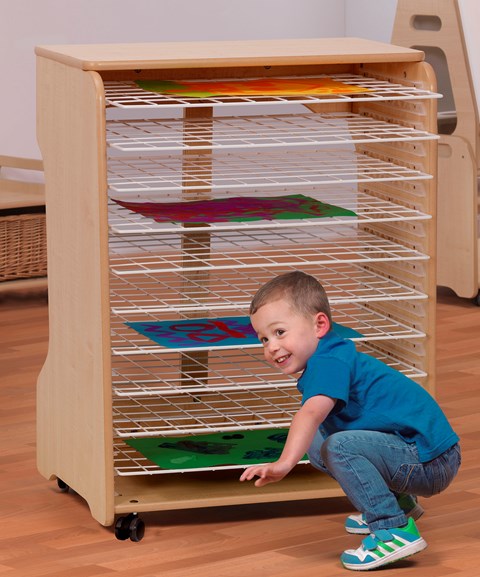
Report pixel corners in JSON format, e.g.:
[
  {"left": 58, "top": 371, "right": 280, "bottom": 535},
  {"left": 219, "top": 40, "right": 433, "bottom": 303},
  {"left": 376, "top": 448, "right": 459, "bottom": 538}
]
[{"left": 315, "top": 312, "right": 331, "bottom": 338}]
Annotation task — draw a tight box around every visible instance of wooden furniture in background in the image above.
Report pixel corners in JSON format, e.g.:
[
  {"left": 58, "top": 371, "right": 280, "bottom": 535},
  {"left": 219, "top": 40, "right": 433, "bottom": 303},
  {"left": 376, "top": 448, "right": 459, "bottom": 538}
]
[
  {"left": 392, "top": 0, "right": 480, "bottom": 302},
  {"left": 35, "top": 38, "right": 439, "bottom": 539},
  {"left": 0, "top": 155, "right": 46, "bottom": 293}
]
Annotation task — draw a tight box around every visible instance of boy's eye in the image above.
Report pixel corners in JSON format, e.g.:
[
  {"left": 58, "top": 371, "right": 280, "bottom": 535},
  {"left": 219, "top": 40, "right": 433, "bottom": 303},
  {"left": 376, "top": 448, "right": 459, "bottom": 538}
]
[
  {"left": 275, "top": 329, "right": 285, "bottom": 336},
  {"left": 260, "top": 337, "right": 268, "bottom": 344}
]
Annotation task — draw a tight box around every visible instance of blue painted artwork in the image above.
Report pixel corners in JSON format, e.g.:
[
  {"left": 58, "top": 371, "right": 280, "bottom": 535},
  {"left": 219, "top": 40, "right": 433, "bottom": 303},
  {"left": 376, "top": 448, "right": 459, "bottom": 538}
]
[{"left": 126, "top": 316, "right": 362, "bottom": 348}]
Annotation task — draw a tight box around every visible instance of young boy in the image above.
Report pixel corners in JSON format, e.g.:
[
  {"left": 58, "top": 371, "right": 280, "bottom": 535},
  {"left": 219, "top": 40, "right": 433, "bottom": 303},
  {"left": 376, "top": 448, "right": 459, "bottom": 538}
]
[{"left": 239, "top": 271, "right": 460, "bottom": 571}]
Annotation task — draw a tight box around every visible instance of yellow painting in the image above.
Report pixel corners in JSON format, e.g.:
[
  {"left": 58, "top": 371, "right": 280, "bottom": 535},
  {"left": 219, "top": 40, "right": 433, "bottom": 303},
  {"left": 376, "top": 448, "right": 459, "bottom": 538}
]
[{"left": 137, "top": 77, "right": 370, "bottom": 98}]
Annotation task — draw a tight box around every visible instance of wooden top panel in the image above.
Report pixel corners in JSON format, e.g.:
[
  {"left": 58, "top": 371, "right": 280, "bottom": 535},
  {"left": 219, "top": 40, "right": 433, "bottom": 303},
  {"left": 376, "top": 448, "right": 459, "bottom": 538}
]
[{"left": 35, "top": 37, "right": 424, "bottom": 71}]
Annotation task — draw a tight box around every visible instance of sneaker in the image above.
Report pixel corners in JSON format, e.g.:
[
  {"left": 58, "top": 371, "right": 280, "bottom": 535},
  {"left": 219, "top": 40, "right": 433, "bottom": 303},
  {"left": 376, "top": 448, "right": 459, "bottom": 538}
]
[
  {"left": 345, "top": 494, "right": 424, "bottom": 534},
  {"left": 341, "top": 517, "right": 427, "bottom": 571}
]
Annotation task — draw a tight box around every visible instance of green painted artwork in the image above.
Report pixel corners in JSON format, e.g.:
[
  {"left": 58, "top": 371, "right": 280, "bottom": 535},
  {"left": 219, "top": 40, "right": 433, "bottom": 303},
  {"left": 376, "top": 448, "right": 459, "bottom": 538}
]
[{"left": 126, "top": 429, "right": 307, "bottom": 470}]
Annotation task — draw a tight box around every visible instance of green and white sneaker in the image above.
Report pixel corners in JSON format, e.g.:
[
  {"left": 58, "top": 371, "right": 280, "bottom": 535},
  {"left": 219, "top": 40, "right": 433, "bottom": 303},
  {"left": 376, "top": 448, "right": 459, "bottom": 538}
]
[
  {"left": 341, "top": 517, "right": 427, "bottom": 571},
  {"left": 345, "top": 494, "right": 424, "bottom": 535}
]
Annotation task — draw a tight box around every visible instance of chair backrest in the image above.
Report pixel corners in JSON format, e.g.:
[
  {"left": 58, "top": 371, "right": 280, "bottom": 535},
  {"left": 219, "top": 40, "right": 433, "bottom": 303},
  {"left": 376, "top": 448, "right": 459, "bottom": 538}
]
[{"left": 392, "top": 0, "right": 480, "bottom": 168}]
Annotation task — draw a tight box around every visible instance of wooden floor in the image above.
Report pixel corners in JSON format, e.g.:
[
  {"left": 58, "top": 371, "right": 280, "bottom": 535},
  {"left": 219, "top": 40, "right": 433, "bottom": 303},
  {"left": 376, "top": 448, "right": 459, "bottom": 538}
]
[{"left": 0, "top": 287, "right": 479, "bottom": 576}]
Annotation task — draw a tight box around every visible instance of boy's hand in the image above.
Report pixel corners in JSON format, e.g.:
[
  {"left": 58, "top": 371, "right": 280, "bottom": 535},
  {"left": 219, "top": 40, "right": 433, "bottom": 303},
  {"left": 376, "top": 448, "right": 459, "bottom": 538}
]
[
  {"left": 239, "top": 397, "right": 335, "bottom": 487},
  {"left": 239, "top": 461, "right": 292, "bottom": 487}
]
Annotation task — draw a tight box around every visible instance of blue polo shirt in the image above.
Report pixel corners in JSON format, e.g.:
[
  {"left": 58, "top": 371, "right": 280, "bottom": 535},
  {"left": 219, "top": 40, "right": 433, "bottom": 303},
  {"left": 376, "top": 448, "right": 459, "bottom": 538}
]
[{"left": 297, "top": 331, "right": 459, "bottom": 462}]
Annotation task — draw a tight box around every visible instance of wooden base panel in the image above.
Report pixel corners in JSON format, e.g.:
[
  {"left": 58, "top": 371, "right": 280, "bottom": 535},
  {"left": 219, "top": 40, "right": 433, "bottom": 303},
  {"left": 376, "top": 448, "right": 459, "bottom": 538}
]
[{"left": 114, "top": 467, "right": 343, "bottom": 515}]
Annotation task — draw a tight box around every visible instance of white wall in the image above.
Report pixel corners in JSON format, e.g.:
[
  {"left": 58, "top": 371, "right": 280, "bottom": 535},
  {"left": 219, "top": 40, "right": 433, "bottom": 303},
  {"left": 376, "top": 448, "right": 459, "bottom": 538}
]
[
  {"left": 458, "top": 0, "right": 480, "bottom": 112},
  {"left": 345, "top": 0, "right": 397, "bottom": 42},
  {"left": 0, "top": 0, "right": 345, "bottom": 160}
]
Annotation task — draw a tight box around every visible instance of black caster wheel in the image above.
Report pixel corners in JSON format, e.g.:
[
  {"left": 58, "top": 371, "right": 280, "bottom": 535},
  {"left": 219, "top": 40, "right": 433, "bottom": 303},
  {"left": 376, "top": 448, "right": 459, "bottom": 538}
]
[
  {"left": 57, "top": 478, "right": 69, "bottom": 492},
  {"left": 128, "top": 515, "right": 145, "bottom": 542},
  {"left": 115, "top": 513, "right": 145, "bottom": 542},
  {"left": 474, "top": 290, "right": 480, "bottom": 307}
]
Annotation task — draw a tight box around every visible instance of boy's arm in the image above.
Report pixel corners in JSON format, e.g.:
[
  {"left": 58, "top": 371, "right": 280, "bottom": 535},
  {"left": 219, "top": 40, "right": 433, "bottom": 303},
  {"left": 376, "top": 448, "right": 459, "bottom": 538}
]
[{"left": 239, "top": 394, "right": 335, "bottom": 487}]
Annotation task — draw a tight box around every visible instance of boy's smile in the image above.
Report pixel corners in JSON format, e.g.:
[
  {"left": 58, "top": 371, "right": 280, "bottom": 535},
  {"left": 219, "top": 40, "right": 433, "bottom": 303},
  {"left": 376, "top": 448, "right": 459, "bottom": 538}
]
[{"left": 250, "top": 298, "right": 330, "bottom": 375}]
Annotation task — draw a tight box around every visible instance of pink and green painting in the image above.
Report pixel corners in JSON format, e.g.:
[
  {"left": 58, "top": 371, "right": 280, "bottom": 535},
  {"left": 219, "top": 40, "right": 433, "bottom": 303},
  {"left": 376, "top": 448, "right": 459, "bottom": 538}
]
[{"left": 113, "top": 194, "right": 356, "bottom": 224}]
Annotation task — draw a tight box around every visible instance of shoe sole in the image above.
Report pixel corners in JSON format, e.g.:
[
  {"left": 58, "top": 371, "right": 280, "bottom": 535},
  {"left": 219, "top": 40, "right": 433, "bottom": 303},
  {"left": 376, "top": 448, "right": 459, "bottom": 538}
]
[
  {"left": 345, "top": 504, "right": 425, "bottom": 535},
  {"left": 341, "top": 537, "right": 427, "bottom": 571},
  {"left": 345, "top": 526, "right": 371, "bottom": 535}
]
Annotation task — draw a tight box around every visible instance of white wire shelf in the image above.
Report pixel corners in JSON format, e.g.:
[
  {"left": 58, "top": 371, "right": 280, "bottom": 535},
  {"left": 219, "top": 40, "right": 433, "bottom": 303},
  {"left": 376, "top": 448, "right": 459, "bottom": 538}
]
[
  {"left": 111, "top": 333, "right": 427, "bottom": 442},
  {"left": 112, "top": 339, "right": 427, "bottom": 475},
  {"left": 110, "top": 302, "right": 425, "bottom": 356},
  {"left": 106, "top": 112, "right": 437, "bottom": 153},
  {"left": 109, "top": 262, "right": 426, "bottom": 316},
  {"left": 112, "top": 386, "right": 300, "bottom": 438},
  {"left": 109, "top": 226, "right": 429, "bottom": 275},
  {"left": 107, "top": 149, "right": 432, "bottom": 195},
  {"left": 111, "top": 341, "right": 427, "bottom": 398},
  {"left": 108, "top": 188, "right": 430, "bottom": 235},
  {"left": 112, "top": 347, "right": 296, "bottom": 397},
  {"left": 104, "top": 74, "right": 441, "bottom": 110}
]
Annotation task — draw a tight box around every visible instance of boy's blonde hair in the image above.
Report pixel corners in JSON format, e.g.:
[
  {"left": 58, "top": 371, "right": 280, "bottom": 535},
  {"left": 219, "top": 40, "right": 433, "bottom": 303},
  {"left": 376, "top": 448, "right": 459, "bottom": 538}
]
[{"left": 250, "top": 271, "right": 333, "bottom": 325}]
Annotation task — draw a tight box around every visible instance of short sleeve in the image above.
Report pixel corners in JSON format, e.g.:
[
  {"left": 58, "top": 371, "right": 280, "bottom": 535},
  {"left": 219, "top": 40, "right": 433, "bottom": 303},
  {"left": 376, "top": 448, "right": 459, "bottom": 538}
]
[{"left": 298, "top": 355, "right": 351, "bottom": 409}]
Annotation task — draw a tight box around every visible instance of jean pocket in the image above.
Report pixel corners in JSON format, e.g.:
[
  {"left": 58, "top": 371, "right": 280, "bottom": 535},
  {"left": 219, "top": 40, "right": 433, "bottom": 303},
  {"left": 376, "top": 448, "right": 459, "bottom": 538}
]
[
  {"left": 391, "top": 463, "right": 426, "bottom": 495},
  {"left": 428, "top": 458, "right": 453, "bottom": 495},
  {"left": 391, "top": 444, "right": 461, "bottom": 497},
  {"left": 429, "top": 444, "right": 461, "bottom": 494},
  {"left": 453, "top": 444, "right": 462, "bottom": 468}
]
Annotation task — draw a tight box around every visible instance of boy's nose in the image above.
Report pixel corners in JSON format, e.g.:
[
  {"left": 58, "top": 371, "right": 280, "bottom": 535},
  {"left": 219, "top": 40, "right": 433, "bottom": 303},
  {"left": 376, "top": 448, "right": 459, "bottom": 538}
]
[{"left": 266, "top": 339, "right": 279, "bottom": 353}]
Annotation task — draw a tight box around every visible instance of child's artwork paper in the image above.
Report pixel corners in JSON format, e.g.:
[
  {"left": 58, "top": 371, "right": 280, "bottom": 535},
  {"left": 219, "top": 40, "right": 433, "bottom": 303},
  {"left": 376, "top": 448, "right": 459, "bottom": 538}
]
[
  {"left": 127, "top": 316, "right": 258, "bottom": 348},
  {"left": 125, "top": 429, "right": 306, "bottom": 470},
  {"left": 136, "top": 77, "right": 371, "bottom": 98},
  {"left": 126, "top": 316, "right": 363, "bottom": 349},
  {"left": 113, "top": 194, "right": 356, "bottom": 224}
]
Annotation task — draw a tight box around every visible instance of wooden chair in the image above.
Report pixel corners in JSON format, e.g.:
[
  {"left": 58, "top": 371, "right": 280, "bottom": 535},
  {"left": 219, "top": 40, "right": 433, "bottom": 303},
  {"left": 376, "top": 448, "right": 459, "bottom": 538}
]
[{"left": 392, "top": 0, "right": 480, "bottom": 302}]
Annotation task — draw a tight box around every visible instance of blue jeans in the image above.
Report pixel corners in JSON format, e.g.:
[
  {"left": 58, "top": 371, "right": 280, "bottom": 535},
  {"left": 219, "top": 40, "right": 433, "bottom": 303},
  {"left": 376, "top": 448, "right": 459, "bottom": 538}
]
[{"left": 307, "top": 429, "right": 461, "bottom": 532}]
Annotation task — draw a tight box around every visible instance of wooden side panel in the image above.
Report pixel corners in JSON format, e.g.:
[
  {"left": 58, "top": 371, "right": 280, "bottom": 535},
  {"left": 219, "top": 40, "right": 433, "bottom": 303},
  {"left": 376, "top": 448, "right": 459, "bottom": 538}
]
[
  {"left": 36, "top": 56, "right": 114, "bottom": 526},
  {"left": 437, "top": 135, "right": 478, "bottom": 297}
]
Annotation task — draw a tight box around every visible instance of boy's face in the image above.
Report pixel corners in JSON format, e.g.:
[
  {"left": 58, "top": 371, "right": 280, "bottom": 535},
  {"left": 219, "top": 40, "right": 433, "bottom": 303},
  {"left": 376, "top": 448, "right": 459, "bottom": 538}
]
[{"left": 251, "top": 298, "right": 330, "bottom": 375}]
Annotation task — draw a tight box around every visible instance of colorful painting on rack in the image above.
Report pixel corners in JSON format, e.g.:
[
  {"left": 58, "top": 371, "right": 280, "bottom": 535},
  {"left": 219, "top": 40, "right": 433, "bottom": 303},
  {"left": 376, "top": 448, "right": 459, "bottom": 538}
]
[
  {"left": 113, "top": 194, "right": 357, "bottom": 224},
  {"left": 125, "top": 429, "right": 307, "bottom": 469},
  {"left": 136, "top": 77, "right": 371, "bottom": 98},
  {"left": 126, "top": 316, "right": 363, "bottom": 348}
]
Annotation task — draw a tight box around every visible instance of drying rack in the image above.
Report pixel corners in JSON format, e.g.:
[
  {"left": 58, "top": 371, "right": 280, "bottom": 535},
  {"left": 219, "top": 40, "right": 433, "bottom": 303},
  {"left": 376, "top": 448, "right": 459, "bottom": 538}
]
[{"left": 35, "top": 38, "right": 438, "bottom": 540}]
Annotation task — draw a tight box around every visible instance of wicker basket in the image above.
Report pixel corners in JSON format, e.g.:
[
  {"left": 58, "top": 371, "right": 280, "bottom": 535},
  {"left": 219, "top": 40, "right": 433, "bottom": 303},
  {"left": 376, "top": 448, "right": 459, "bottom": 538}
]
[
  {"left": 0, "top": 211, "right": 47, "bottom": 282},
  {"left": 0, "top": 155, "right": 46, "bottom": 286}
]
